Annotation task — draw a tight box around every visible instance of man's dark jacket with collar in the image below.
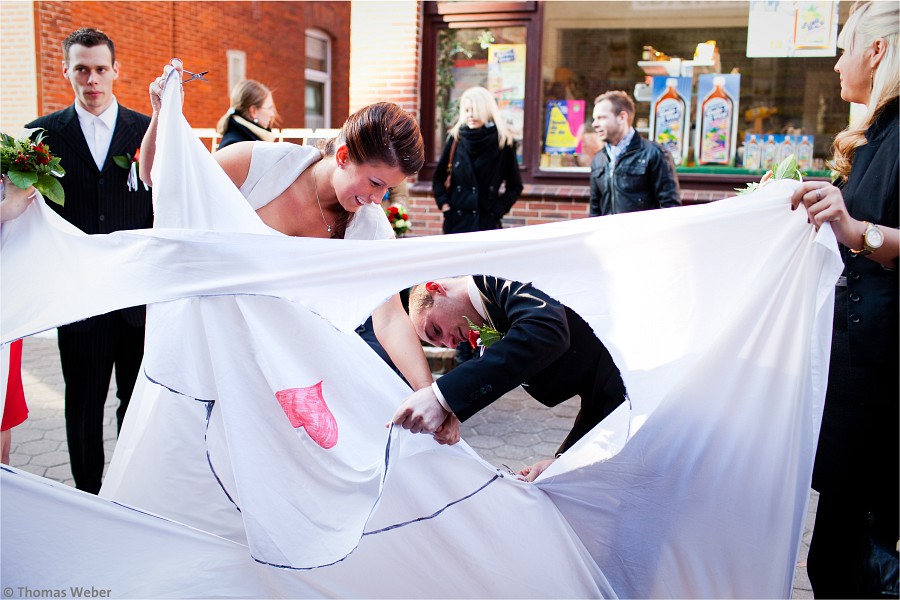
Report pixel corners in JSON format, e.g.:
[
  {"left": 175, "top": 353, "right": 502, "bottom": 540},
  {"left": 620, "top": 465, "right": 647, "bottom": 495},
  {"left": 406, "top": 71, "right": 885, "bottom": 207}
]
[
  {"left": 435, "top": 276, "right": 627, "bottom": 453},
  {"left": 26, "top": 104, "right": 154, "bottom": 330},
  {"left": 589, "top": 131, "right": 681, "bottom": 216}
]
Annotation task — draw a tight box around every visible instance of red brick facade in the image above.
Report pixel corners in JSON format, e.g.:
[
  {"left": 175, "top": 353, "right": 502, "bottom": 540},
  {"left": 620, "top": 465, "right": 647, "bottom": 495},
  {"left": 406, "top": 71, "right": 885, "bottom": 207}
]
[{"left": 32, "top": 1, "right": 350, "bottom": 129}]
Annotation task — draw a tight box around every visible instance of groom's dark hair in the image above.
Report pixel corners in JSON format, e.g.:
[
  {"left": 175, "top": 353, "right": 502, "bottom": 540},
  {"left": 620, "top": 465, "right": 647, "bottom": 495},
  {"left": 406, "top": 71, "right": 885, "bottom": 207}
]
[{"left": 63, "top": 28, "right": 116, "bottom": 65}]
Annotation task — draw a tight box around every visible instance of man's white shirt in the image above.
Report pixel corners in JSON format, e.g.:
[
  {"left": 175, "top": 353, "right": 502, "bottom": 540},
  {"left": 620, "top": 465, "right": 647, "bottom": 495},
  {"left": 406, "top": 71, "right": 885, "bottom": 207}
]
[{"left": 74, "top": 98, "right": 118, "bottom": 170}]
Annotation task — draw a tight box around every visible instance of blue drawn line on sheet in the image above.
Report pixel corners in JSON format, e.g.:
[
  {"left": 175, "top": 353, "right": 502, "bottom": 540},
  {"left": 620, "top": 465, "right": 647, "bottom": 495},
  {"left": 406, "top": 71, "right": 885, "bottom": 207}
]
[{"left": 138, "top": 377, "right": 504, "bottom": 571}]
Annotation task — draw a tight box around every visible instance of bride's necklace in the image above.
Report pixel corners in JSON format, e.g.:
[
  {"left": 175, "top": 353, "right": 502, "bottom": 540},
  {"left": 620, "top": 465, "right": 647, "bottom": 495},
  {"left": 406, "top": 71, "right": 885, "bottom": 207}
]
[{"left": 312, "top": 162, "right": 335, "bottom": 234}]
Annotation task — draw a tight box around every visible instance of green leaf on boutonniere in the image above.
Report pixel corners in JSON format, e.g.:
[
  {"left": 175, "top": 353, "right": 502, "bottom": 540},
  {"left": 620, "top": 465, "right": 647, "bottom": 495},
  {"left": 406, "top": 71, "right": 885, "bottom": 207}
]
[
  {"left": 464, "top": 316, "right": 504, "bottom": 349},
  {"left": 113, "top": 154, "right": 132, "bottom": 170}
]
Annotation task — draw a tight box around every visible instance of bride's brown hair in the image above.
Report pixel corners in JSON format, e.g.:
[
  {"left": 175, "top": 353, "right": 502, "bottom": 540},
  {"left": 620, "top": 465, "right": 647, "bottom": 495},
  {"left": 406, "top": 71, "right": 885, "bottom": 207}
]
[{"left": 325, "top": 103, "right": 424, "bottom": 176}]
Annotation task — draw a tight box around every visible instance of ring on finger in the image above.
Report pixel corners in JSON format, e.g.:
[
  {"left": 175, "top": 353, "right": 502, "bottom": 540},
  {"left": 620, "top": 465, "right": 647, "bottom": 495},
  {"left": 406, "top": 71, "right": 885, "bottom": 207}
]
[{"left": 815, "top": 189, "right": 822, "bottom": 202}]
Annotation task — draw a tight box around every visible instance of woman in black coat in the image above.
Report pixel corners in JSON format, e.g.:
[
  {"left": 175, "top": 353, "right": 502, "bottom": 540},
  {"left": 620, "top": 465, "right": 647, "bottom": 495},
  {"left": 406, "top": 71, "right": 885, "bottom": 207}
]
[
  {"left": 215, "top": 80, "right": 278, "bottom": 150},
  {"left": 433, "top": 86, "right": 522, "bottom": 234},
  {"left": 789, "top": 2, "right": 898, "bottom": 596}
]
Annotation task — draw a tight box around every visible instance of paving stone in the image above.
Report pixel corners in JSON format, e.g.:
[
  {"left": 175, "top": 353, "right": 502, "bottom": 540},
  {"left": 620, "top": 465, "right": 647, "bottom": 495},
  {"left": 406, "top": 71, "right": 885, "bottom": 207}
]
[
  {"left": 16, "top": 439, "right": 61, "bottom": 455},
  {"left": 30, "top": 450, "right": 71, "bottom": 468}
]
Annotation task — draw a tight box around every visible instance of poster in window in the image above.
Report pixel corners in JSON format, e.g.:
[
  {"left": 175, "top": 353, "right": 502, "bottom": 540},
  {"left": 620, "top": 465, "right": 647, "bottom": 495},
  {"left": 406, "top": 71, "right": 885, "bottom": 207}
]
[
  {"left": 488, "top": 44, "right": 526, "bottom": 143},
  {"left": 746, "top": 0, "right": 838, "bottom": 58},
  {"left": 694, "top": 74, "right": 741, "bottom": 166},
  {"left": 649, "top": 77, "right": 692, "bottom": 166},
  {"left": 544, "top": 100, "right": 585, "bottom": 155}
]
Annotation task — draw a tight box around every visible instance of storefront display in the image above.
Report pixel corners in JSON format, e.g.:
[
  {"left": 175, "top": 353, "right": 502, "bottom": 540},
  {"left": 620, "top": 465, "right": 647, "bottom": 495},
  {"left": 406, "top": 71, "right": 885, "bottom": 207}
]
[{"left": 422, "top": 1, "right": 850, "bottom": 194}]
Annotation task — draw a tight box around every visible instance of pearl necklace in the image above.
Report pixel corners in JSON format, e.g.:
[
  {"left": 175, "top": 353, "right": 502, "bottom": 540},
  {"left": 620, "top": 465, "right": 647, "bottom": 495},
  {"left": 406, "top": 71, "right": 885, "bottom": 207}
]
[{"left": 312, "top": 162, "right": 335, "bottom": 234}]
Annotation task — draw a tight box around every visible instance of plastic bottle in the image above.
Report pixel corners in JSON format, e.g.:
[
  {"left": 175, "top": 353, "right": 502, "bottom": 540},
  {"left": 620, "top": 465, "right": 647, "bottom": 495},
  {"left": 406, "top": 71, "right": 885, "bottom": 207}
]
[
  {"left": 744, "top": 134, "right": 761, "bottom": 170},
  {"left": 653, "top": 78, "right": 687, "bottom": 165},
  {"left": 797, "top": 136, "right": 813, "bottom": 171},
  {"left": 778, "top": 135, "right": 796, "bottom": 164},
  {"left": 699, "top": 76, "right": 734, "bottom": 165},
  {"left": 763, "top": 135, "right": 778, "bottom": 170}
]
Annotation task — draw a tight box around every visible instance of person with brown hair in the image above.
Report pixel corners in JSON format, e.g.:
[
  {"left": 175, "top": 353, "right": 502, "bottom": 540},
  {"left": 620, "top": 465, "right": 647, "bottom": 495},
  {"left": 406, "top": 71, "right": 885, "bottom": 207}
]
[
  {"left": 24, "top": 27, "right": 153, "bottom": 493},
  {"left": 589, "top": 90, "right": 680, "bottom": 216},
  {"left": 787, "top": 2, "right": 898, "bottom": 596},
  {"left": 215, "top": 80, "right": 278, "bottom": 149},
  {"left": 140, "top": 61, "right": 442, "bottom": 429}
]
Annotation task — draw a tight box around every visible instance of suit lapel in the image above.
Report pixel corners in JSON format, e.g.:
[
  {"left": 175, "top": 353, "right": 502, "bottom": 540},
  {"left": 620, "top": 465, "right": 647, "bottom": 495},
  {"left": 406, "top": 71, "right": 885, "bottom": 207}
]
[{"left": 58, "top": 106, "right": 99, "bottom": 173}]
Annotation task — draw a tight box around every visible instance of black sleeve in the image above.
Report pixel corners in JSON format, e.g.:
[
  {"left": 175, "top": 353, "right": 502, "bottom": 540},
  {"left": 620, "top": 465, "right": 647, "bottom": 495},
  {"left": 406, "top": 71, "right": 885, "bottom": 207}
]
[
  {"left": 650, "top": 144, "right": 681, "bottom": 209},
  {"left": 588, "top": 153, "right": 603, "bottom": 217},
  {"left": 432, "top": 137, "right": 454, "bottom": 209},
  {"left": 496, "top": 142, "right": 523, "bottom": 216},
  {"left": 436, "top": 277, "right": 571, "bottom": 421}
]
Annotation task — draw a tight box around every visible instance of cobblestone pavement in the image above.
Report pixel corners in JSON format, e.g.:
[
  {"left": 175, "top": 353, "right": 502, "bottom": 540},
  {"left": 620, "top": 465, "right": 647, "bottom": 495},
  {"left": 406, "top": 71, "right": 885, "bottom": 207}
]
[{"left": 10, "top": 332, "right": 814, "bottom": 597}]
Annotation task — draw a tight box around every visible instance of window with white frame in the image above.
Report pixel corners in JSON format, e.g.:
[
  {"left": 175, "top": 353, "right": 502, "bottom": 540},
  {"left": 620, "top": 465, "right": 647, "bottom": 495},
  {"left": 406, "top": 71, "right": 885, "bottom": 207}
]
[
  {"left": 226, "top": 49, "right": 246, "bottom": 95},
  {"left": 305, "top": 30, "right": 331, "bottom": 129}
]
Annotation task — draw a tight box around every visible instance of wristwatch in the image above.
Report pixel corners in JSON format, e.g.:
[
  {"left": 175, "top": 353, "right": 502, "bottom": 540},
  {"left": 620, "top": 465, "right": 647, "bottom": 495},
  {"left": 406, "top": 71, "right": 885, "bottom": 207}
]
[{"left": 851, "top": 221, "right": 884, "bottom": 257}]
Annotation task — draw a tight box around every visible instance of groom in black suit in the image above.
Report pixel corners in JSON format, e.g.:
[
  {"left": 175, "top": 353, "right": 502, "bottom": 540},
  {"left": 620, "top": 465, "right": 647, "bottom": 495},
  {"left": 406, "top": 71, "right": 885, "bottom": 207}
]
[
  {"left": 26, "top": 28, "right": 153, "bottom": 493},
  {"left": 392, "top": 275, "right": 627, "bottom": 480}
]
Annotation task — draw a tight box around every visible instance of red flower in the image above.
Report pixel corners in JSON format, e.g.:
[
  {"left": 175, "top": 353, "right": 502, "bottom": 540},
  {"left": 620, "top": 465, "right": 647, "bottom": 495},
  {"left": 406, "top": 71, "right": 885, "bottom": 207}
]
[
  {"left": 468, "top": 329, "right": 480, "bottom": 350},
  {"left": 133, "top": 148, "right": 141, "bottom": 162},
  {"left": 389, "top": 206, "right": 399, "bottom": 216}
]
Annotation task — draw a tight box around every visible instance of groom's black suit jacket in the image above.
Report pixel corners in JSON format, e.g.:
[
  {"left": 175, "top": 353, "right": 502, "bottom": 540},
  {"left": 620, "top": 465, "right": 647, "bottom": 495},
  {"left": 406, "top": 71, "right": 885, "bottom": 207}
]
[
  {"left": 436, "top": 276, "right": 627, "bottom": 454},
  {"left": 26, "top": 104, "right": 154, "bottom": 331}
]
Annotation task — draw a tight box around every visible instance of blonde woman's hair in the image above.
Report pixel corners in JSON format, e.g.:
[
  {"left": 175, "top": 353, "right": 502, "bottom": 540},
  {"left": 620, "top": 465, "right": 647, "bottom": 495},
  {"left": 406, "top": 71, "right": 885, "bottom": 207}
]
[
  {"left": 831, "top": 0, "right": 899, "bottom": 180},
  {"left": 448, "top": 86, "right": 515, "bottom": 148},
  {"left": 215, "top": 80, "right": 274, "bottom": 134}
]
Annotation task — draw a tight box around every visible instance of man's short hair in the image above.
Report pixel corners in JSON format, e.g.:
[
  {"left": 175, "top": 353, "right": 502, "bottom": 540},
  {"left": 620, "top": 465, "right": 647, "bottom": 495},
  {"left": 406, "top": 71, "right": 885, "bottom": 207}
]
[
  {"left": 407, "top": 283, "right": 435, "bottom": 316},
  {"left": 62, "top": 28, "right": 115, "bottom": 65},
  {"left": 594, "top": 91, "right": 635, "bottom": 124}
]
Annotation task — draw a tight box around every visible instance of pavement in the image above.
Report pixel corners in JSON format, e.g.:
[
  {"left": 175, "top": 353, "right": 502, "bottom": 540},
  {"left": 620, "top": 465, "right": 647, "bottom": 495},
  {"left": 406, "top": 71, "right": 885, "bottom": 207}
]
[{"left": 9, "top": 332, "right": 815, "bottom": 598}]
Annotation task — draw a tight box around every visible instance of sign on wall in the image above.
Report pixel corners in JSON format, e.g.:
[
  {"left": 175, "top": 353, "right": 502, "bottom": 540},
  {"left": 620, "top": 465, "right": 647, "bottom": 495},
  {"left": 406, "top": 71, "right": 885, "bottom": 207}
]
[{"left": 747, "top": 1, "right": 839, "bottom": 58}]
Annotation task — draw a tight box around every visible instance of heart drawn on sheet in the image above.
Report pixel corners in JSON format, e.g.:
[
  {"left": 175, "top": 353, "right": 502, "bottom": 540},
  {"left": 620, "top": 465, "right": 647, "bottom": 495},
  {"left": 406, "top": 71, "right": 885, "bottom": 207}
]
[{"left": 275, "top": 382, "right": 338, "bottom": 449}]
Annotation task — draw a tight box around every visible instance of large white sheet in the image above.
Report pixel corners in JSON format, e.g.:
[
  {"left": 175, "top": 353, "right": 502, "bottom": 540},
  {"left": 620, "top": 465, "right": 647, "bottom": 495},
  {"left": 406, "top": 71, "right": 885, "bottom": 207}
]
[{"left": 0, "top": 73, "right": 842, "bottom": 598}]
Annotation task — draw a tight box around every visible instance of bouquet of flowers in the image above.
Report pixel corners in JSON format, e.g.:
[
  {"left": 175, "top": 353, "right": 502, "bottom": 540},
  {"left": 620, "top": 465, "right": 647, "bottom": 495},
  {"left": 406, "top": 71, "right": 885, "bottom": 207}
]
[
  {"left": 384, "top": 202, "right": 411, "bottom": 237},
  {"left": 1, "top": 129, "right": 65, "bottom": 206}
]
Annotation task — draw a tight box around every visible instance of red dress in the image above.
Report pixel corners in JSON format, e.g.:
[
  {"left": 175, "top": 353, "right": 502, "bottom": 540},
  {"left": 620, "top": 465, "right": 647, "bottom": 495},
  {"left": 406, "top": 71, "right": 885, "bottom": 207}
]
[{"left": 2, "top": 340, "right": 28, "bottom": 431}]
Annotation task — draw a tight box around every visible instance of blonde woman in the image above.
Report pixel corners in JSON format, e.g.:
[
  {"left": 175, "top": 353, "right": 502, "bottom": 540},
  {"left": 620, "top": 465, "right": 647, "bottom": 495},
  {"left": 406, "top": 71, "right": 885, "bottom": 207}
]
[
  {"left": 432, "top": 86, "right": 522, "bottom": 235},
  {"left": 215, "top": 80, "right": 278, "bottom": 149},
  {"left": 788, "top": 2, "right": 898, "bottom": 596}
]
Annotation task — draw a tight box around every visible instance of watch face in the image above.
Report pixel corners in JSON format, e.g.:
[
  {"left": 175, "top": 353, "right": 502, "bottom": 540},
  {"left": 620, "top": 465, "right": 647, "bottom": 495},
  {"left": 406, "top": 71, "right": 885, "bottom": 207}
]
[{"left": 866, "top": 225, "right": 884, "bottom": 249}]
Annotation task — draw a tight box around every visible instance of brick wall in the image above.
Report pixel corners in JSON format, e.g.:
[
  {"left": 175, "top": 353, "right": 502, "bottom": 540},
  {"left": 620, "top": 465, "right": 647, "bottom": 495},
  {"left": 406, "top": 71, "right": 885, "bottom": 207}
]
[
  {"left": 405, "top": 182, "right": 733, "bottom": 237},
  {"left": 349, "top": 1, "right": 421, "bottom": 121},
  {"left": 0, "top": 1, "right": 38, "bottom": 134},
  {"left": 30, "top": 1, "right": 349, "bottom": 129}
]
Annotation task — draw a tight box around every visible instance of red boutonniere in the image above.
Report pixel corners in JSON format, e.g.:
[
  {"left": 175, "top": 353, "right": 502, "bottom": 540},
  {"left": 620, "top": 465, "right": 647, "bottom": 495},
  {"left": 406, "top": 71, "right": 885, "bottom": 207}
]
[
  {"left": 113, "top": 148, "right": 149, "bottom": 192},
  {"left": 464, "top": 316, "right": 503, "bottom": 350}
]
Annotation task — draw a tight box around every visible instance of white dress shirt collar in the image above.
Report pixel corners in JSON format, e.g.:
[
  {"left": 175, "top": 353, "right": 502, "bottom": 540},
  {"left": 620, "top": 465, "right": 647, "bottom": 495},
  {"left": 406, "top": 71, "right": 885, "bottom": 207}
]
[
  {"left": 466, "top": 276, "right": 488, "bottom": 321},
  {"left": 75, "top": 98, "right": 119, "bottom": 170}
]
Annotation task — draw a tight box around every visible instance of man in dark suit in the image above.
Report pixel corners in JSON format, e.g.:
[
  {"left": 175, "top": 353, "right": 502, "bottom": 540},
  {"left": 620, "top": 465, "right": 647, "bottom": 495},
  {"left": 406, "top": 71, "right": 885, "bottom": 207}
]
[
  {"left": 392, "top": 275, "right": 627, "bottom": 480},
  {"left": 26, "top": 28, "right": 153, "bottom": 493}
]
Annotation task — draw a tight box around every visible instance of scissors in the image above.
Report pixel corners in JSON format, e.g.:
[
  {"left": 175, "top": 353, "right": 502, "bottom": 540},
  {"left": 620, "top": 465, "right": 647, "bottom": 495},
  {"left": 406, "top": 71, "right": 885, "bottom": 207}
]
[{"left": 182, "top": 69, "right": 209, "bottom": 84}]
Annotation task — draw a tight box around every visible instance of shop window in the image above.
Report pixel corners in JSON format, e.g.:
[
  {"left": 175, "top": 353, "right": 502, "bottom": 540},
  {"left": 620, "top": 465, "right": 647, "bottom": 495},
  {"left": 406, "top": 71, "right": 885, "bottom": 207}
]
[
  {"left": 226, "top": 50, "right": 246, "bottom": 95},
  {"left": 433, "top": 26, "right": 528, "bottom": 163},
  {"left": 539, "top": 1, "right": 849, "bottom": 176},
  {"left": 305, "top": 30, "right": 331, "bottom": 129}
]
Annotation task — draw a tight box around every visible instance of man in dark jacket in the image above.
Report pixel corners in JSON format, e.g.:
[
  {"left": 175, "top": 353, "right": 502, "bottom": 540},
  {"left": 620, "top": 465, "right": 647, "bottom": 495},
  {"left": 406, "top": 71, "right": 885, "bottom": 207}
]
[
  {"left": 392, "top": 275, "right": 627, "bottom": 480},
  {"left": 26, "top": 28, "right": 153, "bottom": 493},
  {"left": 589, "top": 90, "right": 681, "bottom": 216}
]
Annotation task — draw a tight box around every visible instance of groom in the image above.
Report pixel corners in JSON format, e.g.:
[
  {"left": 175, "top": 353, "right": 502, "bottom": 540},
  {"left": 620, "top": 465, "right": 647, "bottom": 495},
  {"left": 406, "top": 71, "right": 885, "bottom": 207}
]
[
  {"left": 25, "top": 28, "right": 153, "bottom": 493},
  {"left": 392, "top": 275, "right": 627, "bottom": 480}
]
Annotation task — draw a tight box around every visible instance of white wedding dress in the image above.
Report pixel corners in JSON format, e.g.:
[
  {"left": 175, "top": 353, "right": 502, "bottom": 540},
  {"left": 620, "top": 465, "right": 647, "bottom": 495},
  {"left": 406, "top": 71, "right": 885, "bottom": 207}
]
[{"left": 0, "top": 70, "right": 843, "bottom": 598}]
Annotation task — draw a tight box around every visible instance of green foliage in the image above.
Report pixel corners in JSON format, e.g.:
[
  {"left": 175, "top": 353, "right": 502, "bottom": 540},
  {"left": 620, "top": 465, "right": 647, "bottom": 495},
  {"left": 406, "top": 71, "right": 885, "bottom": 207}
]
[
  {"left": 735, "top": 154, "right": 803, "bottom": 195},
  {"left": 1, "top": 128, "right": 65, "bottom": 206}
]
